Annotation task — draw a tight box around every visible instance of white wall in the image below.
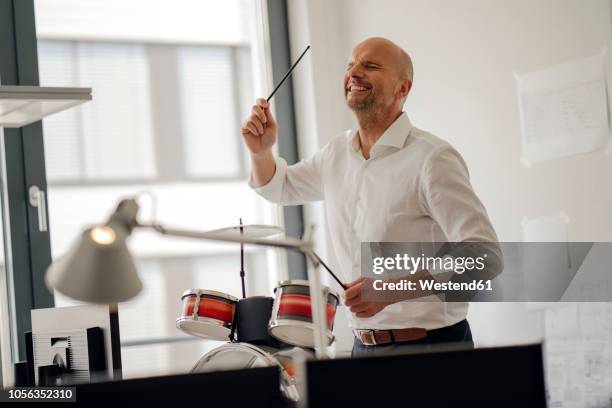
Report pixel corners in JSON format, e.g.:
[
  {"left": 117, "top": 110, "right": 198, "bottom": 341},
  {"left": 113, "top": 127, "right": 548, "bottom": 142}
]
[{"left": 288, "top": 0, "right": 612, "bottom": 351}]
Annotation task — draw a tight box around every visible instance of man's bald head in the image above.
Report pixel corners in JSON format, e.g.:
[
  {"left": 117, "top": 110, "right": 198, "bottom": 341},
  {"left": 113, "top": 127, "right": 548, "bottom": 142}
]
[
  {"left": 344, "top": 37, "right": 413, "bottom": 118},
  {"left": 397, "top": 48, "right": 414, "bottom": 83},
  {"left": 353, "top": 37, "right": 413, "bottom": 82}
]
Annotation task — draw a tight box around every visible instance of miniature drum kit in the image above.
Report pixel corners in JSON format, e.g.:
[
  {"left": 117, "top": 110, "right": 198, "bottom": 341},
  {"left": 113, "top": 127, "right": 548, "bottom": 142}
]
[
  {"left": 177, "top": 281, "right": 339, "bottom": 348},
  {"left": 176, "top": 222, "right": 343, "bottom": 402}
]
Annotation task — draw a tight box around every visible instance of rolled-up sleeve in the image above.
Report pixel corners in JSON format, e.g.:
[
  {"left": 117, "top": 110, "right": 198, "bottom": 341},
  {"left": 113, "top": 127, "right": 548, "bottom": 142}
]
[
  {"left": 248, "top": 147, "right": 327, "bottom": 205},
  {"left": 248, "top": 156, "right": 288, "bottom": 202}
]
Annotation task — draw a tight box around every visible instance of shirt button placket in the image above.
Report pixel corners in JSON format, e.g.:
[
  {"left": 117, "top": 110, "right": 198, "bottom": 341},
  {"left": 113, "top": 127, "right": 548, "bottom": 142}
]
[{"left": 350, "top": 160, "right": 369, "bottom": 277}]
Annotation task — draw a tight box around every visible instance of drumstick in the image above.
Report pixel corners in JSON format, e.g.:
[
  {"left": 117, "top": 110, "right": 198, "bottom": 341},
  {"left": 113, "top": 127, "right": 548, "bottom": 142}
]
[
  {"left": 266, "top": 45, "right": 311, "bottom": 102},
  {"left": 312, "top": 252, "right": 348, "bottom": 290}
]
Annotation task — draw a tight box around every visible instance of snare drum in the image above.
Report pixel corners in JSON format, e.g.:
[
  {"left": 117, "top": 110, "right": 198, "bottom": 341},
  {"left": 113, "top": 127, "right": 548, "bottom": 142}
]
[
  {"left": 176, "top": 289, "right": 238, "bottom": 340},
  {"left": 268, "top": 280, "right": 339, "bottom": 348}
]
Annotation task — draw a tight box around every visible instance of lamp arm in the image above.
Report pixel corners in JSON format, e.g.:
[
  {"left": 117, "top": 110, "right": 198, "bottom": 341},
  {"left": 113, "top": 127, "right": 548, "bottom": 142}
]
[
  {"left": 136, "top": 222, "right": 309, "bottom": 252},
  {"left": 302, "top": 248, "right": 331, "bottom": 358}
]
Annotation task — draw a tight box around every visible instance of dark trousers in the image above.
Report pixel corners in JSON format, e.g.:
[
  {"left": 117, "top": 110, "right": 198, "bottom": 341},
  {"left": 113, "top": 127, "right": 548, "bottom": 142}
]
[{"left": 351, "top": 319, "right": 474, "bottom": 358}]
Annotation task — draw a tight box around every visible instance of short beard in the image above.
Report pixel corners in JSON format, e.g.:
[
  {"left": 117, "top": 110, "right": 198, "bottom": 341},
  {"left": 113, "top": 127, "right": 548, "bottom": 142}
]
[
  {"left": 347, "top": 94, "right": 375, "bottom": 112},
  {"left": 347, "top": 93, "right": 383, "bottom": 126}
]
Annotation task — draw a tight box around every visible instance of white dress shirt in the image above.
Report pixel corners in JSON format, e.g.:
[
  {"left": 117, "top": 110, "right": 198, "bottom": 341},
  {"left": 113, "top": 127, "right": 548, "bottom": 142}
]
[{"left": 250, "top": 112, "right": 498, "bottom": 330}]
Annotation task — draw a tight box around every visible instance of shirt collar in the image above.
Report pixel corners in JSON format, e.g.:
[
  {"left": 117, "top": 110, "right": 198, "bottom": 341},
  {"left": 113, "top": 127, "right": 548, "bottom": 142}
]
[{"left": 350, "top": 112, "right": 413, "bottom": 153}]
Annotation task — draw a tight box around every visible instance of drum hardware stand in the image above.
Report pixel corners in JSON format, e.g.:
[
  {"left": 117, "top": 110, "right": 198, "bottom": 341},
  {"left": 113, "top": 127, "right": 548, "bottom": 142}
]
[
  {"left": 193, "top": 289, "right": 202, "bottom": 320},
  {"left": 228, "top": 311, "right": 238, "bottom": 343},
  {"left": 239, "top": 218, "right": 246, "bottom": 299}
]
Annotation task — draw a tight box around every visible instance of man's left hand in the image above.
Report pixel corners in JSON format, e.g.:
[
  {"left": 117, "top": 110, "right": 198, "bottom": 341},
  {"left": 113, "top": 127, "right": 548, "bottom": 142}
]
[{"left": 344, "top": 277, "right": 391, "bottom": 318}]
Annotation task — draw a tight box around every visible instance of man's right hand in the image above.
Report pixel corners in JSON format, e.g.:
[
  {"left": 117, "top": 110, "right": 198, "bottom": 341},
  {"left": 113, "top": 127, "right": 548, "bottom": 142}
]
[{"left": 241, "top": 98, "right": 277, "bottom": 156}]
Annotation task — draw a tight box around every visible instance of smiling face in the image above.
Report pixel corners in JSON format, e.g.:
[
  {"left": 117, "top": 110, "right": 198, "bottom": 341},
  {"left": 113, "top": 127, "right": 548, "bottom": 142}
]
[{"left": 344, "top": 38, "right": 412, "bottom": 116}]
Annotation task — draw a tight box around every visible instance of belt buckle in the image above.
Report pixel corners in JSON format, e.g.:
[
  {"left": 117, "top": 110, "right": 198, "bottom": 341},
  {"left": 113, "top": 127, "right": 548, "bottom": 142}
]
[{"left": 361, "top": 329, "right": 376, "bottom": 346}]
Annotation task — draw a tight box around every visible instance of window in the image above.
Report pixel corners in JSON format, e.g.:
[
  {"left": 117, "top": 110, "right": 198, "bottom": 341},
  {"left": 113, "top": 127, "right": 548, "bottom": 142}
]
[
  {"left": 178, "top": 46, "right": 246, "bottom": 178},
  {"left": 35, "top": 0, "right": 283, "bottom": 378},
  {"left": 38, "top": 40, "right": 253, "bottom": 182}
]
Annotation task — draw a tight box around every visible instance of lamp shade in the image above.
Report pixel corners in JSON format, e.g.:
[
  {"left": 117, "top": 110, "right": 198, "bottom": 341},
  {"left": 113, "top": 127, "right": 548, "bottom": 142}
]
[{"left": 45, "top": 225, "right": 142, "bottom": 303}]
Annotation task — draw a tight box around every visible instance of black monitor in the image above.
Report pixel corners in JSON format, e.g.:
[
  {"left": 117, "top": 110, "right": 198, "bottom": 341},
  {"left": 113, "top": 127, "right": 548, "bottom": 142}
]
[
  {"left": 306, "top": 343, "right": 546, "bottom": 407},
  {"left": 75, "top": 366, "right": 284, "bottom": 406}
]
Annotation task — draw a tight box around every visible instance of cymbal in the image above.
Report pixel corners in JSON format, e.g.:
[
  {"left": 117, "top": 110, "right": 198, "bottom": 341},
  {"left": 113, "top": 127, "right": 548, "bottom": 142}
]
[{"left": 207, "top": 224, "right": 284, "bottom": 239}]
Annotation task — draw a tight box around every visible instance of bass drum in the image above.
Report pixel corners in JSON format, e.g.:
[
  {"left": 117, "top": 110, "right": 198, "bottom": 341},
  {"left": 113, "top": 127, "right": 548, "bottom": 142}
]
[{"left": 191, "top": 343, "right": 301, "bottom": 402}]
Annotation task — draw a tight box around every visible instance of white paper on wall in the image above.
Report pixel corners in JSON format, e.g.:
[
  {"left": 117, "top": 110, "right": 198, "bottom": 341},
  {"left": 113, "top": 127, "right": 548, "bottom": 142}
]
[
  {"left": 544, "top": 304, "right": 580, "bottom": 338},
  {"left": 543, "top": 304, "right": 612, "bottom": 408},
  {"left": 525, "top": 214, "right": 612, "bottom": 406},
  {"left": 544, "top": 338, "right": 585, "bottom": 408},
  {"left": 515, "top": 49, "right": 611, "bottom": 166}
]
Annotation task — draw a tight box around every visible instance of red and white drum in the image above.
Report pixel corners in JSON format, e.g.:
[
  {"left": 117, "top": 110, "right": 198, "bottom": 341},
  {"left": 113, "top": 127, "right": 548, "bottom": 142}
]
[
  {"left": 176, "top": 289, "right": 238, "bottom": 340},
  {"left": 268, "top": 280, "right": 339, "bottom": 348}
]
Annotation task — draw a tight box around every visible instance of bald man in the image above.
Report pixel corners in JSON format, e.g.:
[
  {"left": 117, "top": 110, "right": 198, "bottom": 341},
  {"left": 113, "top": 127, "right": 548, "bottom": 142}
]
[{"left": 241, "top": 37, "right": 499, "bottom": 356}]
